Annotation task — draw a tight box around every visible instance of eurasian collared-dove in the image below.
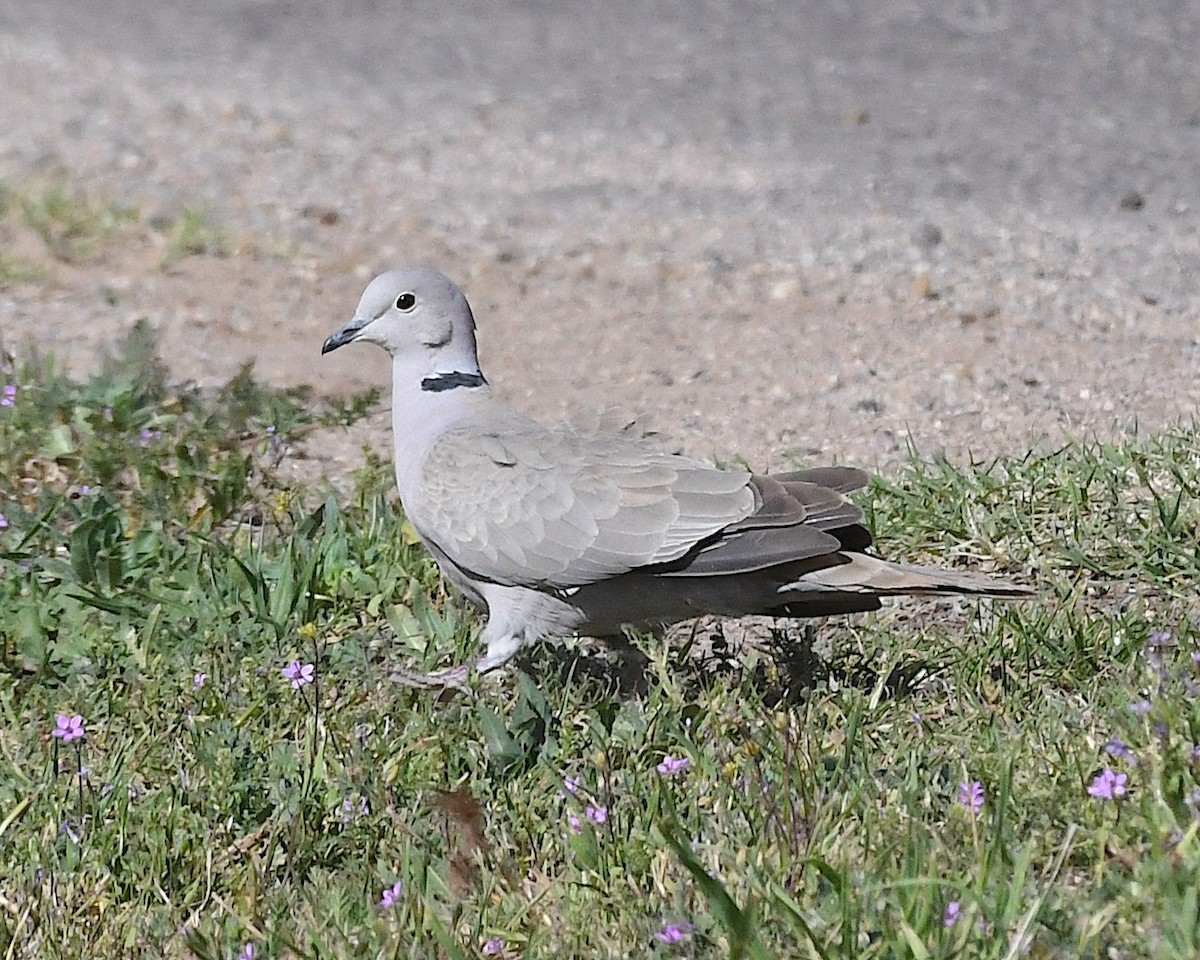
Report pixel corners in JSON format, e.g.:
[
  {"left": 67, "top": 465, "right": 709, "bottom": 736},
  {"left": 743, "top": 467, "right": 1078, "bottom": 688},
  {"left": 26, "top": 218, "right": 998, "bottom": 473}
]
[{"left": 322, "top": 268, "right": 1031, "bottom": 688}]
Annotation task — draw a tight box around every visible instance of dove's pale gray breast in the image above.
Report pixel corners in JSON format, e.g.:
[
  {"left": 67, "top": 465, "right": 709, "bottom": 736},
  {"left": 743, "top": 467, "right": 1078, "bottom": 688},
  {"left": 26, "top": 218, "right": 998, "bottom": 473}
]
[{"left": 408, "top": 412, "right": 757, "bottom": 590}]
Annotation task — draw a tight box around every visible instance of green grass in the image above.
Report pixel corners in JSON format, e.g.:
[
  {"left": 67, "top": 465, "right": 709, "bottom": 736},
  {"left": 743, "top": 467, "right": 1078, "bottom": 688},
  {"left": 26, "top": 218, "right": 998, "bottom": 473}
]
[
  {"left": 0, "top": 254, "right": 44, "bottom": 287},
  {"left": 0, "top": 336, "right": 1197, "bottom": 958},
  {"left": 0, "top": 179, "right": 239, "bottom": 274},
  {"left": 17, "top": 182, "right": 140, "bottom": 264},
  {"left": 159, "top": 207, "right": 229, "bottom": 270}
]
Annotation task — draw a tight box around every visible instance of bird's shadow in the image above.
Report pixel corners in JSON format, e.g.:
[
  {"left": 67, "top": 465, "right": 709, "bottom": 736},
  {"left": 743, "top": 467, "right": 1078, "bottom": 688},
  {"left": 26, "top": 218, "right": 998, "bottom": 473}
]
[{"left": 516, "top": 622, "right": 935, "bottom": 710}]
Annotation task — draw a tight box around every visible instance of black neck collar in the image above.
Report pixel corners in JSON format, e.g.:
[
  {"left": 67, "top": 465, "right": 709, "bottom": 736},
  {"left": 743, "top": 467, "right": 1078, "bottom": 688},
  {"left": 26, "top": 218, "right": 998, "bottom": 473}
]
[{"left": 420, "top": 371, "right": 488, "bottom": 393}]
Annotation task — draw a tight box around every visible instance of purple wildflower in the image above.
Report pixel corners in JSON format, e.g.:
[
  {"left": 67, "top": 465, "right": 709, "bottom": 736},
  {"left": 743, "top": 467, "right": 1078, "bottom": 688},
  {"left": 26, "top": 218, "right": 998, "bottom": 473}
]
[
  {"left": 567, "top": 814, "right": 582, "bottom": 835},
  {"left": 483, "top": 937, "right": 505, "bottom": 956},
  {"left": 654, "top": 923, "right": 693, "bottom": 945},
  {"left": 563, "top": 776, "right": 580, "bottom": 795},
  {"left": 0, "top": 514, "right": 7, "bottom": 529},
  {"left": 192, "top": 672, "right": 207, "bottom": 690},
  {"left": 237, "top": 944, "right": 255, "bottom": 960},
  {"left": 52, "top": 715, "right": 85, "bottom": 743},
  {"left": 1, "top": 385, "right": 16, "bottom": 407},
  {"left": 1105, "top": 738, "right": 1135, "bottom": 762},
  {"left": 378, "top": 880, "right": 404, "bottom": 909},
  {"left": 585, "top": 805, "right": 607, "bottom": 825},
  {"left": 656, "top": 755, "right": 690, "bottom": 776},
  {"left": 138, "top": 428, "right": 163, "bottom": 447},
  {"left": 78, "top": 485, "right": 91, "bottom": 495},
  {"left": 944, "top": 902, "right": 961, "bottom": 927},
  {"left": 282, "top": 660, "right": 314, "bottom": 689},
  {"left": 1088, "top": 768, "right": 1128, "bottom": 800},
  {"left": 1130, "top": 699, "right": 1152, "bottom": 715},
  {"left": 339, "top": 796, "right": 370, "bottom": 822},
  {"left": 1149, "top": 629, "right": 1173, "bottom": 646},
  {"left": 957, "top": 780, "right": 984, "bottom": 815}
]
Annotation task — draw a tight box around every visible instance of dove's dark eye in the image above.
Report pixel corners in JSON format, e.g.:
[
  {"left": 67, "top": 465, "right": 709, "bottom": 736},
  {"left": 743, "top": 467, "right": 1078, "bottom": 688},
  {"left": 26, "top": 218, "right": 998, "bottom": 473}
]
[{"left": 395, "top": 293, "right": 416, "bottom": 311}]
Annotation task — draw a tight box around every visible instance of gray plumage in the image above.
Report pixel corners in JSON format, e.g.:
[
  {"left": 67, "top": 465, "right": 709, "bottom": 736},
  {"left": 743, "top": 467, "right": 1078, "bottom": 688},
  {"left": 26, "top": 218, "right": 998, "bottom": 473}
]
[{"left": 323, "top": 268, "right": 1031, "bottom": 688}]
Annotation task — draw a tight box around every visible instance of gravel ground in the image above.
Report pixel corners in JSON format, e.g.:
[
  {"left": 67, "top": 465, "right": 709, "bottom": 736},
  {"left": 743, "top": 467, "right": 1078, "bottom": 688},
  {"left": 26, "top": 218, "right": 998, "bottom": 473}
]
[{"left": 1, "top": 0, "right": 1198, "bottom": 476}]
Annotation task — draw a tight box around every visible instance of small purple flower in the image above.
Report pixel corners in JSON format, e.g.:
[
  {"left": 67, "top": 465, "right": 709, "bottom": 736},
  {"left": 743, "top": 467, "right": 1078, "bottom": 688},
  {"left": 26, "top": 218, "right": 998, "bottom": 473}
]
[
  {"left": 1149, "top": 630, "right": 1173, "bottom": 646},
  {"left": 138, "top": 427, "right": 163, "bottom": 447},
  {"left": 585, "top": 805, "right": 607, "bottom": 825},
  {"left": 378, "top": 880, "right": 404, "bottom": 909},
  {"left": 563, "top": 776, "right": 580, "bottom": 795},
  {"left": 567, "top": 814, "right": 582, "bottom": 835},
  {"left": 1105, "top": 738, "right": 1135, "bottom": 762},
  {"left": 237, "top": 944, "right": 255, "bottom": 960},
  {"left": 1, "top": 384, "right": 16, "bottom": 407},
  {"left": 944, "top": 902, "right": 961, "bottom": 927},
  {"left": 957, "top": 780, "right": 984, "bottom": 815},
  {"left": 654, "top": 923, "right": 693, "bottom": 945},
  {"left": 192, "top": 672, "right": 207, "bottom": 690},
  {"left": 52, "top": 715, "right": 85, "bottom": 743},
  {"left": 0, "top": 514, "right": 7, "bottom": 529},
  {"left": 1088, "top": 768, "right": 1128, "bottom": 800},
  {"left": 282, "top": 660, "right": 314, "bottom": 689},
  {"left": 1130, "top": 699, "right": 1152, "bottom": 715},
  {"left": 339, "top": 796, "right": 370, "bottom": 822},
  {"left": 483, "top": 937, "right": 505, "bottom": 956},
  {"left": 656, "top": 755, "right": 690, "bottom": 776}
]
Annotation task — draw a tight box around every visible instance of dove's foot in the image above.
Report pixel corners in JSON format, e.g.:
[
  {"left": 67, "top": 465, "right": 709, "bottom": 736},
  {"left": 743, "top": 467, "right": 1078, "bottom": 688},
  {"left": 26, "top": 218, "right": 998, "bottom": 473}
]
[
  {"left": 389, "top": 662, "right": 472, "bottom": 692},
  {"left": 388, "top": 630, "right": 523, "bottom": 693}
]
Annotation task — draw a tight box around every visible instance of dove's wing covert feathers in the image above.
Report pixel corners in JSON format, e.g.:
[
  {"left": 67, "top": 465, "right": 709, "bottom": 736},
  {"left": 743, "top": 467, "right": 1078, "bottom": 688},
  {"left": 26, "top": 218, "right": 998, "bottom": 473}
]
[
  {"left": 408, "top": 412, "right": 878, "bottom": 590},
  {"left": 410, "top": 413, "right": 758, "bottom": 589}
]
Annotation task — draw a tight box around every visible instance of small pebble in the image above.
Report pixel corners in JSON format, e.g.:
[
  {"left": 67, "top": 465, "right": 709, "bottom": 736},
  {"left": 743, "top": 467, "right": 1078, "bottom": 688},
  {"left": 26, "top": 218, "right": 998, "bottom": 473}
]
[
  {"left": 1118, "top": 190, "right": 1145, "bottom": 211},
  {"left": 912, "top": 222, "right": 943, "bottom": 252}
]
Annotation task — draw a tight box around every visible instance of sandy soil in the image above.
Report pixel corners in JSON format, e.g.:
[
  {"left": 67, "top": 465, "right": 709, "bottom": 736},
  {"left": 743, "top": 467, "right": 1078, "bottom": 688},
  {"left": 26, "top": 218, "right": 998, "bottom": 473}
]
[{"left": 1, "top": 0, "right": 1198, "bottom": 480}]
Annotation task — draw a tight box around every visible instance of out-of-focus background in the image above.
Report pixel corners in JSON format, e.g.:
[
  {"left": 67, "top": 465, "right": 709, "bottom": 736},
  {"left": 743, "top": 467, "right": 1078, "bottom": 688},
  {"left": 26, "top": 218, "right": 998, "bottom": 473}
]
[{"left": 2, "top": 0, "right": 1198, "bottom": 469}]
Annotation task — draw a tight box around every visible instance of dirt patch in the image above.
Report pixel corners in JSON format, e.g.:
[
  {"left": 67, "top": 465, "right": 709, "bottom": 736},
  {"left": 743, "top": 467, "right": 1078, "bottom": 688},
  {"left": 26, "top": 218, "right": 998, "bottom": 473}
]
[{"left": 2, "top": 2, "right": 1198, "bottom": 482}]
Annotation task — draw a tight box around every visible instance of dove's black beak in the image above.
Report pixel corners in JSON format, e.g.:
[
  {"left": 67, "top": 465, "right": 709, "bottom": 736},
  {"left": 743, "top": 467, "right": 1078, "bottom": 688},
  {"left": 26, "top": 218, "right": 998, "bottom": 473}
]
[{"left": 321, "top": 316, "right": 369, "bottom": 355}]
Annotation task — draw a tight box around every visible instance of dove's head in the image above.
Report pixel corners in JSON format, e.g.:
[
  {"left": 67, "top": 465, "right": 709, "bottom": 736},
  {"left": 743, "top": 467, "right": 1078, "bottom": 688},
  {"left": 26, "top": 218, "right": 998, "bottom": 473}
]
[{"left": 322, "top": 268, "right": 482, "bottom": 379}]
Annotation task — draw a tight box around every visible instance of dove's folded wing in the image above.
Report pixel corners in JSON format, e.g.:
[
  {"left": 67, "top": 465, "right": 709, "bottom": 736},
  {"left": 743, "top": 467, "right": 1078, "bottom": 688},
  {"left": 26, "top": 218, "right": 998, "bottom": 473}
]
[{"left": 409, "top": 419, "right": 758, "bottom": 589}]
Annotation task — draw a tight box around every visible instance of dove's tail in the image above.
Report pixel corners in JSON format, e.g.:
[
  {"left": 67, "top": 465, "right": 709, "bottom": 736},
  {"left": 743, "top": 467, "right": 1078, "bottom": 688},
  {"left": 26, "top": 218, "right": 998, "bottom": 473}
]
[
  {"left": 767, "top": 553, "right": 1033, "bottom": 619},
  {"left": 785, "top": 553, "right": 1031, "bottom": 597}
]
